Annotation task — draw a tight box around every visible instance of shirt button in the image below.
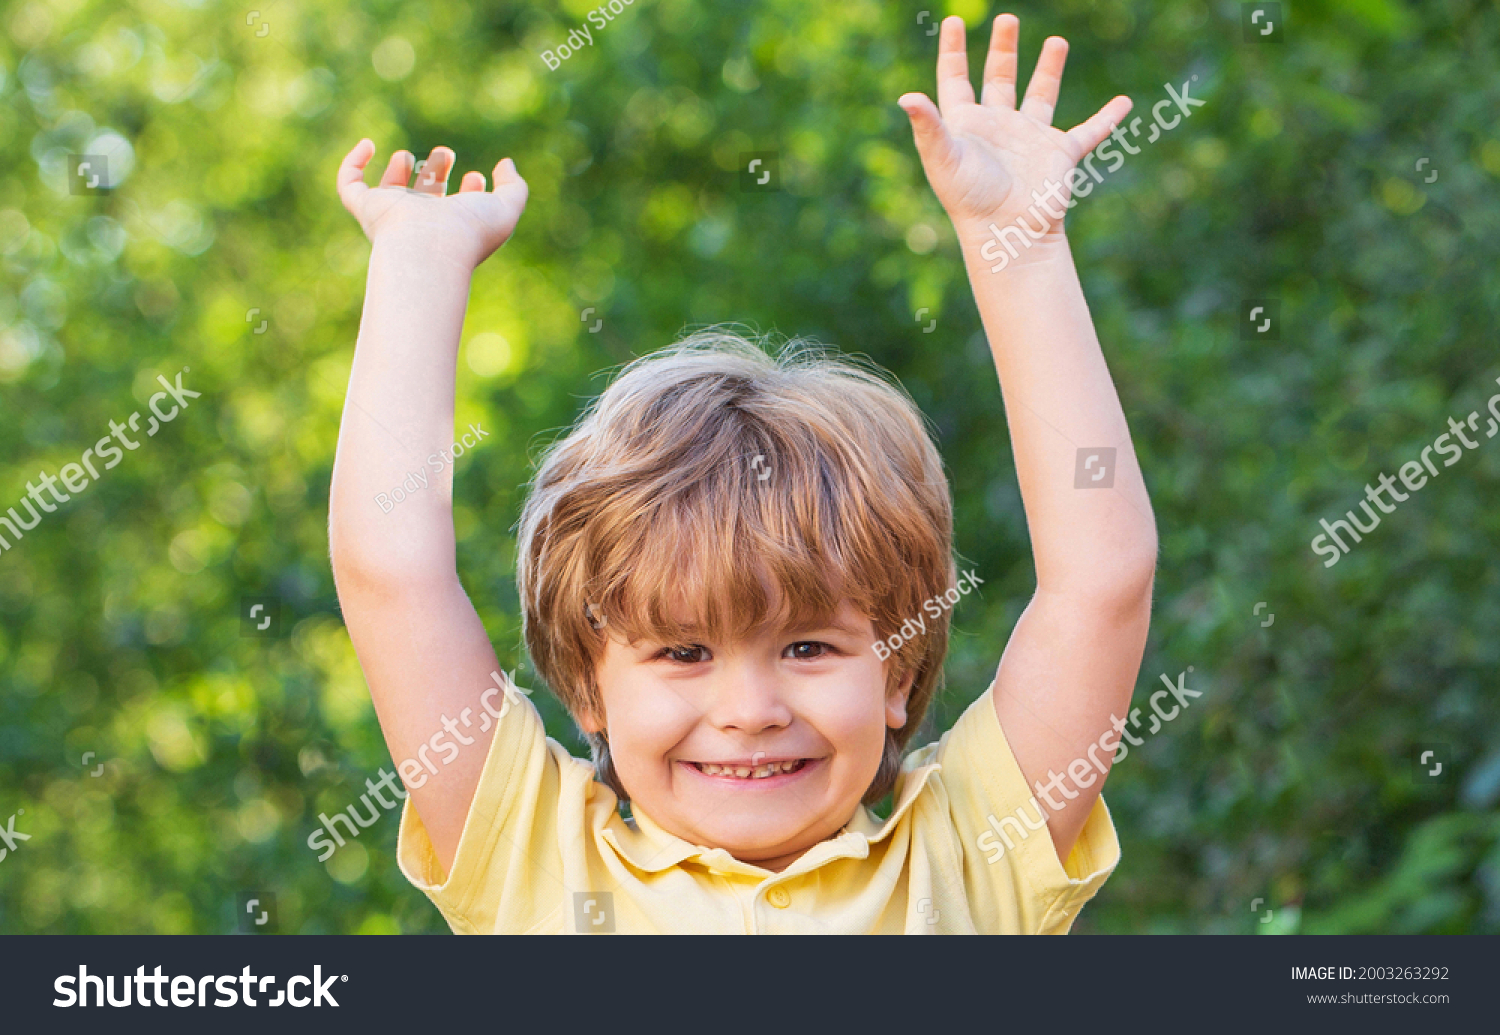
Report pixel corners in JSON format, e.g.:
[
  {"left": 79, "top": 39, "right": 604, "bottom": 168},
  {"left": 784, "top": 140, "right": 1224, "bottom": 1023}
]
[{"left": 767, "top": 886, "right": 791, "bottom": 909}]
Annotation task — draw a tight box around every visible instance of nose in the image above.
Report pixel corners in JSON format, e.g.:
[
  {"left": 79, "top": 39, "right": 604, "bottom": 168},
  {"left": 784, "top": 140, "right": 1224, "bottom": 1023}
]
[{"left": 706, "top": 660, "right": 792, "bottom": 735}]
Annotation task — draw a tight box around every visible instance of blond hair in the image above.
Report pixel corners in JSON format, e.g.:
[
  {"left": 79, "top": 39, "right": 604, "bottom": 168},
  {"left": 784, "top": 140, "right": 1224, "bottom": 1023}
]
[{"left": 516, "top": 329, "right": 956, "bottom": 803}]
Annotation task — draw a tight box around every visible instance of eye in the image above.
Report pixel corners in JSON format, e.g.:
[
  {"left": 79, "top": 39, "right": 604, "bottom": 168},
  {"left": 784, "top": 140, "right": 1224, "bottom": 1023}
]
[
  {"left": 657, "top": 644, "right": 710, "bottom": 664},
  {"left": 785, "top": 641, "right": 832, "bottom": 660}
]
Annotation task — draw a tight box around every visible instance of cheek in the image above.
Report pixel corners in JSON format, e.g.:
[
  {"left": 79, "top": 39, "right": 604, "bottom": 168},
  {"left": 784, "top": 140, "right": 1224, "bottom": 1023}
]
[
  {"left": 594, "top": 642, "right": 695, "bottom": 766},
  {"left": 802, "top": 677, "right": 891, "bottom": 760},
  {"left": 598, "top": 680, "right": 700, "bottom": 774}
]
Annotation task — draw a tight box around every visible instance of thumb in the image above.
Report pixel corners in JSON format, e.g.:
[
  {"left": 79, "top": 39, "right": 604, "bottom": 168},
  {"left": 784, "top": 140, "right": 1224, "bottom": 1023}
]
[
  {"left": 491, "top": 156, "right": 529, "bottom": 208},
  {"left": 898, "top": 93, "right": 958, "bottom": 171},
  {"left": 336, "top": 138, "right": 375, "bottom": 214},
  {"left": 491, "top": 157, "right": 526, "bottom": 189}
]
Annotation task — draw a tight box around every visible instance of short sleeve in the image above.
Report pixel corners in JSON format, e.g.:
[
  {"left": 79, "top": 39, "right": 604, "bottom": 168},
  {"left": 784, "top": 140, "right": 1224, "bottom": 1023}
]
[
  {"left": 933, "top": 684, "right": 1120, "bottom": 934},
  {"left": 396, "top": 688, "right": 570, "bottom": 934}
]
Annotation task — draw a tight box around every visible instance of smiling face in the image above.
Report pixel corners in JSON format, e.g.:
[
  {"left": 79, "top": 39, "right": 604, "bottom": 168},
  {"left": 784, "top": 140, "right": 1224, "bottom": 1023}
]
[
  {"left": 583, "top": 600, "right": 911, "bottom": 872},
  {"left": 515, "top": 336, "right": 958, "bottom": 867}
]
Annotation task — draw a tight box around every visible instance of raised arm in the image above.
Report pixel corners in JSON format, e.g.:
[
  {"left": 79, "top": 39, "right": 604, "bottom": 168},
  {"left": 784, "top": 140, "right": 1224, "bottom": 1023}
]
[
  {"left": 900, "top": 16, "right": 1157, "bottom": 860},
  {"left": 330, "top": 140, "right": 528, "bottom": 872}
]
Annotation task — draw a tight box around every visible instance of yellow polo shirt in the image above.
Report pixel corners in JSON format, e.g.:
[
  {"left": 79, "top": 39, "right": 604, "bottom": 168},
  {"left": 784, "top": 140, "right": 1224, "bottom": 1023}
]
[{"left": 397, "top": 681, "right": 1119, "bottom": 934}]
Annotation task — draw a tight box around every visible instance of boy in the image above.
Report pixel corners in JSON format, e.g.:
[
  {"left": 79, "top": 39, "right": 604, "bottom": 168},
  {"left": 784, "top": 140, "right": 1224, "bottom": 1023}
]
[{"left": 330, "top": 13, "right": 1156, "bottom": 934}]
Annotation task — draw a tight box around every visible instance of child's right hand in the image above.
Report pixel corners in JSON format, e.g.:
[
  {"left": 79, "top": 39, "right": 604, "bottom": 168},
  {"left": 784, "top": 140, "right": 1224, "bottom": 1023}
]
[{"left": 336, "top": 139, "right": 529, "bottom": 270}]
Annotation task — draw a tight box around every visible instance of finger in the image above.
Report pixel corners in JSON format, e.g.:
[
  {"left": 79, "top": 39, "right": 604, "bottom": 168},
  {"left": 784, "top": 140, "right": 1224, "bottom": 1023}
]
[
  {"left": 490, "top": 158, "right": 529, "bottom": 217},
  {"left": 898, "top": 93, "right": 960, "bottom": 175},
  {"left": 935, "top": 16, "right": 975, "bottom": 119},
  {"left": 378, "top": 150, "right": 413, "bottom": 189},
  {"left": 1065, "top": 95, "right": 1133, "bottom": 159},
  {"left": 458, "top": 170, "right": 487, "bottom": 193},
  {"left": 491, "top": 157, "right": 526, "bottom": 192},
  {"left": 1066, "top": 96, "right": 1133, "bottom": 158},
  {"left": 1019, "top": 36, "right": 1069, "bottom": 125},
  {"left": 980, "top": 14, "right": 1020, "bottom": 110},
  {"left": 414, "top": 146, "right": 455, "bottom": 195},
  {"left": 336, "top": 138, "right": 375, "bottom": 210}
]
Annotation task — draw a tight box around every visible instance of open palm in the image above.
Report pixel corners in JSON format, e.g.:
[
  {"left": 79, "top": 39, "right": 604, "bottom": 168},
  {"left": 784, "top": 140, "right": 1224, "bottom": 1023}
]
[
  {"left": 899, "top": 15, "right": 1132, "bottom": 237},
  {"left": 336, "top": 140, "right": 529, "bottom": 271}
]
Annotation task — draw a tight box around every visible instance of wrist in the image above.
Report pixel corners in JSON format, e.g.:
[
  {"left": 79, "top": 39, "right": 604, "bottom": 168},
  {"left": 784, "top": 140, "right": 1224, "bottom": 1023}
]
[
  {"left": 370, "top": 230, "right": 479, "bottom": 279},
  {"left": 957, "top": 220, "right": 1071, "bottom": 271}
]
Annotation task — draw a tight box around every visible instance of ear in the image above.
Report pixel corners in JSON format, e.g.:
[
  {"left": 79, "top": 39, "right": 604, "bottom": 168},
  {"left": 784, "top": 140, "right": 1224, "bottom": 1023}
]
[
  {"left": 576, "top": 705, "right": 605, "bottom": 735},
  {"left": 886, "top": 668, "right": 915, "bottom": 730}
]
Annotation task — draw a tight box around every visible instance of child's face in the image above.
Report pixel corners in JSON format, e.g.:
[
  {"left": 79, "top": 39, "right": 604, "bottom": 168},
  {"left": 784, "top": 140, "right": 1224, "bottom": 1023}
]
[{"left": 587, "top": 600, "right": 910, "bottom": 872}]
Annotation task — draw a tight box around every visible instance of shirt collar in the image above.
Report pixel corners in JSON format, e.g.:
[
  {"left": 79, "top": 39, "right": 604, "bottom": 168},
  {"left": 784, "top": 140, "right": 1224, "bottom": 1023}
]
[
  {"left": 843, "top": 760, "right": 941, "bottom": 843},
  {"left": 600, "top": 761, "right": 942, "bottom": 878}
]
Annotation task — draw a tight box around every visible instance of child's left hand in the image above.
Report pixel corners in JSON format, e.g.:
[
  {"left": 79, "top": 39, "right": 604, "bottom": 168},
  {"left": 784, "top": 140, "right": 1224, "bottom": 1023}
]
[{"left": 899, "top": 14, "right": 1131, "bottom": 244}]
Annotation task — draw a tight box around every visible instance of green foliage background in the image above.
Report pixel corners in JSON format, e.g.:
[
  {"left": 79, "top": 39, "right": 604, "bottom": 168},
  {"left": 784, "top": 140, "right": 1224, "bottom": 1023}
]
[{"left": 1, "top": 0, "right": 1498, "bottom": 934}]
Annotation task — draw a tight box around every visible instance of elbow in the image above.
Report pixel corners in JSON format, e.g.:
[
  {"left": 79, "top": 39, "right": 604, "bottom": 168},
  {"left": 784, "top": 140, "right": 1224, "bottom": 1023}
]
[
  {"left": 331, "top": 550, "right": 458, "bottom": 611},
  {"left": 328, "top": 519, "right": 456, "bottom": 598},
  {"left": 1104, "top": 535, "right": 1159, "bottom": 617},
  {"left": 1046, "top": 531, "right": 1158, "bottom": 616},
  {"left": 327, "top": 515, "right": 381, "bottom": 587},
  {"left": 1112, "top": 546, "right": 1158, "bottom": 614},
  {"left": 1106, "top": 521, "right": 1159, "bottom": 601},
  {"left": 1103, "top": 503, "right": 1159, "bottom": 599}
]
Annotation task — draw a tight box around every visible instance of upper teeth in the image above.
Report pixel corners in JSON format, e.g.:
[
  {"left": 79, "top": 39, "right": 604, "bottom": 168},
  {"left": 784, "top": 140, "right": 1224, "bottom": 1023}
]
[{"left": 696, "top": 760, "right": 801, "bottom": 778}]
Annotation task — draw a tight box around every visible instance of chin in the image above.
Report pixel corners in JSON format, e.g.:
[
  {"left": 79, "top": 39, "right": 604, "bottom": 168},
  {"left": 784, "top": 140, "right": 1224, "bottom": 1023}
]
[
  {"left": 692, "top": 802, "right": 850, "bottom": 863},
  {"left": 706, "top": 824, "right": 820, "bottom": 868},
  {"left": 643, "top": 794, "right": 812, "bottom": 856}
]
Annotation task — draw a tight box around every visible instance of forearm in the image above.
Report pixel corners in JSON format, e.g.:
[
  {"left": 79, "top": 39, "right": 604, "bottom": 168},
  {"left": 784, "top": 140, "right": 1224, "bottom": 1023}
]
[
  {"left": 959, "top": 226, "right": 1156, "bottom": 598},
  {"left": 331, "top": 236, "right": 474, "bottom": 579}
]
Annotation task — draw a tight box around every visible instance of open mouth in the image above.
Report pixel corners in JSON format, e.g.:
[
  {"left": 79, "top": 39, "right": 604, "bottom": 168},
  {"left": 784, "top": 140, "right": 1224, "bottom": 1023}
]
[{"left": 687, "top": 759, "right": 811, "bottom": 780}]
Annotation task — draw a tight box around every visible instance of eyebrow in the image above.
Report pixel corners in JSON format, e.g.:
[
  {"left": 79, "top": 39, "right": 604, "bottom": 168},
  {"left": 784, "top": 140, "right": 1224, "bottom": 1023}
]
[
  {"left": 653, "top": 616, "right": 864, "bottom": 639},
  {"left": 786, "top": 616, "right": 865, "bottom": 638}
]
